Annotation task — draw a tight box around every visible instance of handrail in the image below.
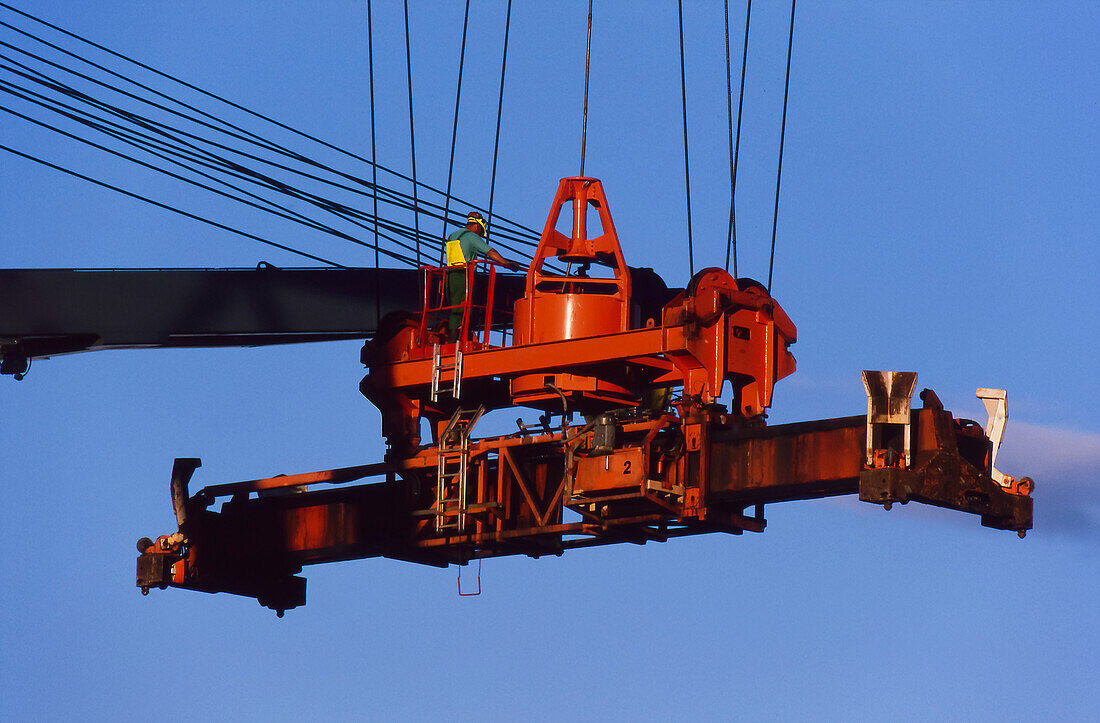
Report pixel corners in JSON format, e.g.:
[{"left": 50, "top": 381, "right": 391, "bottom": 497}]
[{"left": 417, "top": 260, "right": 503, "bottom": 351}]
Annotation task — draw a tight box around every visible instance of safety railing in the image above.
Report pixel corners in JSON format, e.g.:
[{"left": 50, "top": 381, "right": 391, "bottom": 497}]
[{"left": 418, "top": 260, "right": 512, "bottom": 352}]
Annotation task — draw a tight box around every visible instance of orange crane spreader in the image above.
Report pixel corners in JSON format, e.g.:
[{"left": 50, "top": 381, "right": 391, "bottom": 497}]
[{"left": 135, "top": 178, "right": 1032, "bottom": 615}]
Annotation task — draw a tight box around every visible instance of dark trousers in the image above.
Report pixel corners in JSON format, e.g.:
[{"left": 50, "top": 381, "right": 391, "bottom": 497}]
[{"left": 445, "top": 267, "right": 468, "bottom": 339}]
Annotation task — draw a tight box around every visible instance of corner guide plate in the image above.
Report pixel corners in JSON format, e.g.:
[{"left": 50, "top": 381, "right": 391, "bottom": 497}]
[
  {"left": 862, "top": 371, "right": 917, "bottom": 467},
  {"left": 976, "top": 387, "right": 1010, "bottom": 487}
]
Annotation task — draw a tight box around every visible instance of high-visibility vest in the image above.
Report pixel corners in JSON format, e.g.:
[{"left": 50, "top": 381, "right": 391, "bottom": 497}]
[{"left": 445, "top": 235, "right": 467, "bottom": 266}]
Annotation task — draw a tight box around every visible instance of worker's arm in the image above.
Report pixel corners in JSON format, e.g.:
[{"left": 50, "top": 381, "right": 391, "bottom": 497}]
[{"left": 487, "top": 248, "right": 523, "bottom": 272}]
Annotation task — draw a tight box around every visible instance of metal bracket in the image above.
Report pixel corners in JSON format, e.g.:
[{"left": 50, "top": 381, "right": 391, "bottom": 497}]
[
  {"left": 976, "top": 387, "right": 1010, "bottom": 487},
  {"left": 0, "top": 343, "right": 30, "bottom": 380},
  {"left": 862, "top": 371, "right": 917, "bottom": 467},
  {"left": 170, "top": 458, "right": 202, "bottom": 529}
]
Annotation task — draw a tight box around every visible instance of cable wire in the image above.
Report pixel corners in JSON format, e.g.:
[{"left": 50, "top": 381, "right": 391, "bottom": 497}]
[
  {"left": 0, "top": 3, "right": 545, "bottom": 238},
  {"left": 0, "top": 57, "right": 546, "bottom": 261},
  {"left": 442, "top": 0, "right": 470, "bottom": 247},
  {"left": 402, "top": 0, "right": 422, "bottom": 264},
  {"left": 1, "top": 95, "right": 533, "bottom": 277},
  {"left": 768, "top": 0, "right": 796, "bottom": 292},
  {"left": 0, "top": 143, "right": 343, "bottom": 266},
  {"left": 0, "top": 99, "right": 422, "bottom": 265},
  {"left": 0, "top": 67, "right": 428, "bottom": 256},
  {"left": 486, "top": 0, "right": 513, "bottom": 243},
  {"left": 0, "top": 5, "right": 546, "bottom": 267},
  {"left": 0, "top": 20, "right": 318, "bottom": 172},
  {"left": 366, "top": 0, "right": 381, "bottom": 318},
  {"left": 677, "top": 0, "right": 694, "bottom": 277},
  {"left": 0, "top": 76, "right": 438, "bottom": 265},
  {"left": 724, "top": 0, "right": 751, "bottom": 278},
  {"left": 579, "top": 0, "right": 592, "bottom": 176},
  {"left": 0, "top": 40, "right": 541, "bottom": 251}
]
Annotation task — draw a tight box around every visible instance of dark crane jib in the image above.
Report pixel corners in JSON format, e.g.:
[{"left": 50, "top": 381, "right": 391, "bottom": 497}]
[
  {"left": 0, "top": 267, "right": 415, "bottom": 372},
  {"left": 0, "top": 266, "right": 674, "bottom": 373},
  {"left": 130, "top": 177, "right": 1033, "bottom": 615}
]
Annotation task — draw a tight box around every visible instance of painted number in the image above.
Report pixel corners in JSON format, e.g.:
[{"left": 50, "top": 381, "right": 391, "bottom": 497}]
[{"left": 623, "top": 460, "right": 632, "bottom": 474}]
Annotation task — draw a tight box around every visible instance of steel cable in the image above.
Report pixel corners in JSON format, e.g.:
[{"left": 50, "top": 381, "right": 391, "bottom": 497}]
[
  {"left": 0, "top": 43, "right": 542, "bottom": 252},
  {"left": 0, "top": 59, "right": 544, "bottom": 262},
  {"left": 0, "top": 6, "right": 548, "bottom": 270},
  {"left": 724, "top": 0, "right": 751, "bottom": 278},
  {"left": 0, "top": 89, "right": 441, "bottom": 269},
  {"left": 0, "top": 68, "right": 430, "bottom": 254},
  {"left": 442, "top": 0, "right": 471, "bottom": 248},
  {"left": 768, "top": 0, "right": 796, "bottom": 292},
  {"left": 0, "top": 4, "right": 545, "bottom": 239},
  {"left": 0, "top": 143, "right": 344, "bottom": 266},
  {"left": 0, "top": 98, "right": 423, "bottom": 264},
  {"left": 402, "top": 0, "right": 422, "bottom": 263},
  {"left": 677, "top": 0, "right": 694, "bottom": 276},
  {"left": 580, "top": 0, "right": 592, "bottom": 176},
  {"left": 366, "top": 0, "right": 381, "bottom": 318},
  {"left": 487, "top": 0, "right": 513, "bottom": 244}
]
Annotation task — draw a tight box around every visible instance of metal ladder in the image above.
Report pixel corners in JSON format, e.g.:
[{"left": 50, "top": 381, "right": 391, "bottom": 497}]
[
  {"left": 434, "top": 404, "right": 485, "bottom": 534},
  {"left": 430, "top": 343, "right": 464, "bottom": 403}
]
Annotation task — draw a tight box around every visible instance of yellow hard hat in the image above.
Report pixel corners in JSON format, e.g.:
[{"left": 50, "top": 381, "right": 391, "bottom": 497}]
[{"left": 466, "top": 212, "right": 487, "bottom": 231}]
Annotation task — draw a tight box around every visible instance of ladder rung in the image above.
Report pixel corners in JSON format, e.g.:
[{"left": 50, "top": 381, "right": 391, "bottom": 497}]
[{"left": 433, "top": 404, "right": 486, "bottom": 534}]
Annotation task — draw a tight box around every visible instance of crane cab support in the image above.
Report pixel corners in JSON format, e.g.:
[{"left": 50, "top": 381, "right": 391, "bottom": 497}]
[{"left": 360, "top": 177, "right": 797, "bottom": 457}]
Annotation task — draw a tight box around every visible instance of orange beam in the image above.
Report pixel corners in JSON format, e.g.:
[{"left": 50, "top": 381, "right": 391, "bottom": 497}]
[{"left": 388, "top": 325, "right": 680, "bottom": 388}]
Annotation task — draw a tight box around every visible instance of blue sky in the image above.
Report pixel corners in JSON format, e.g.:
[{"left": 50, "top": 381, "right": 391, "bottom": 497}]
[{"left": 2, "top": 1, "right": 1097, "bottom": 720}]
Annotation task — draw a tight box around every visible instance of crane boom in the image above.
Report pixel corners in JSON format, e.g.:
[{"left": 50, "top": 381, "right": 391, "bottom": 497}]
[
  {"left": 0, "top": 265, "right": 672, "bottom": 376},
  {"left": 0, "top": 267, "right": 433, "bottom": 373}
]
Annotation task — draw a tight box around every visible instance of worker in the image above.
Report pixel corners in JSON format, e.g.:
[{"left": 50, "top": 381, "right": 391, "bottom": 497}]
[{"left": 443, "top": 211, "right": 523, "bottom": 340}]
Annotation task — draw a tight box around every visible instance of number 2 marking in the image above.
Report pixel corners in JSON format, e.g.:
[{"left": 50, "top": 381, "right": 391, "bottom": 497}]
[{"left": 623, "top": 460, "right": 632, "bottom": 474}]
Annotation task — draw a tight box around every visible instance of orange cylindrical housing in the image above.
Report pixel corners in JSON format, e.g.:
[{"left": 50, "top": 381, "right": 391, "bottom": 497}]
[{"left": 512, "top": 292, "right": 623, "bottom": 346}]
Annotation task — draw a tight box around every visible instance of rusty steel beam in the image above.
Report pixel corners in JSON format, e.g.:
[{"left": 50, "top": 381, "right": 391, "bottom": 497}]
[
  {"left": 708, "top": 415, "right": 865, "bottom": 504},
  {"left": 137, "top": 394, "right": 1032, "bottom": 615}
]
